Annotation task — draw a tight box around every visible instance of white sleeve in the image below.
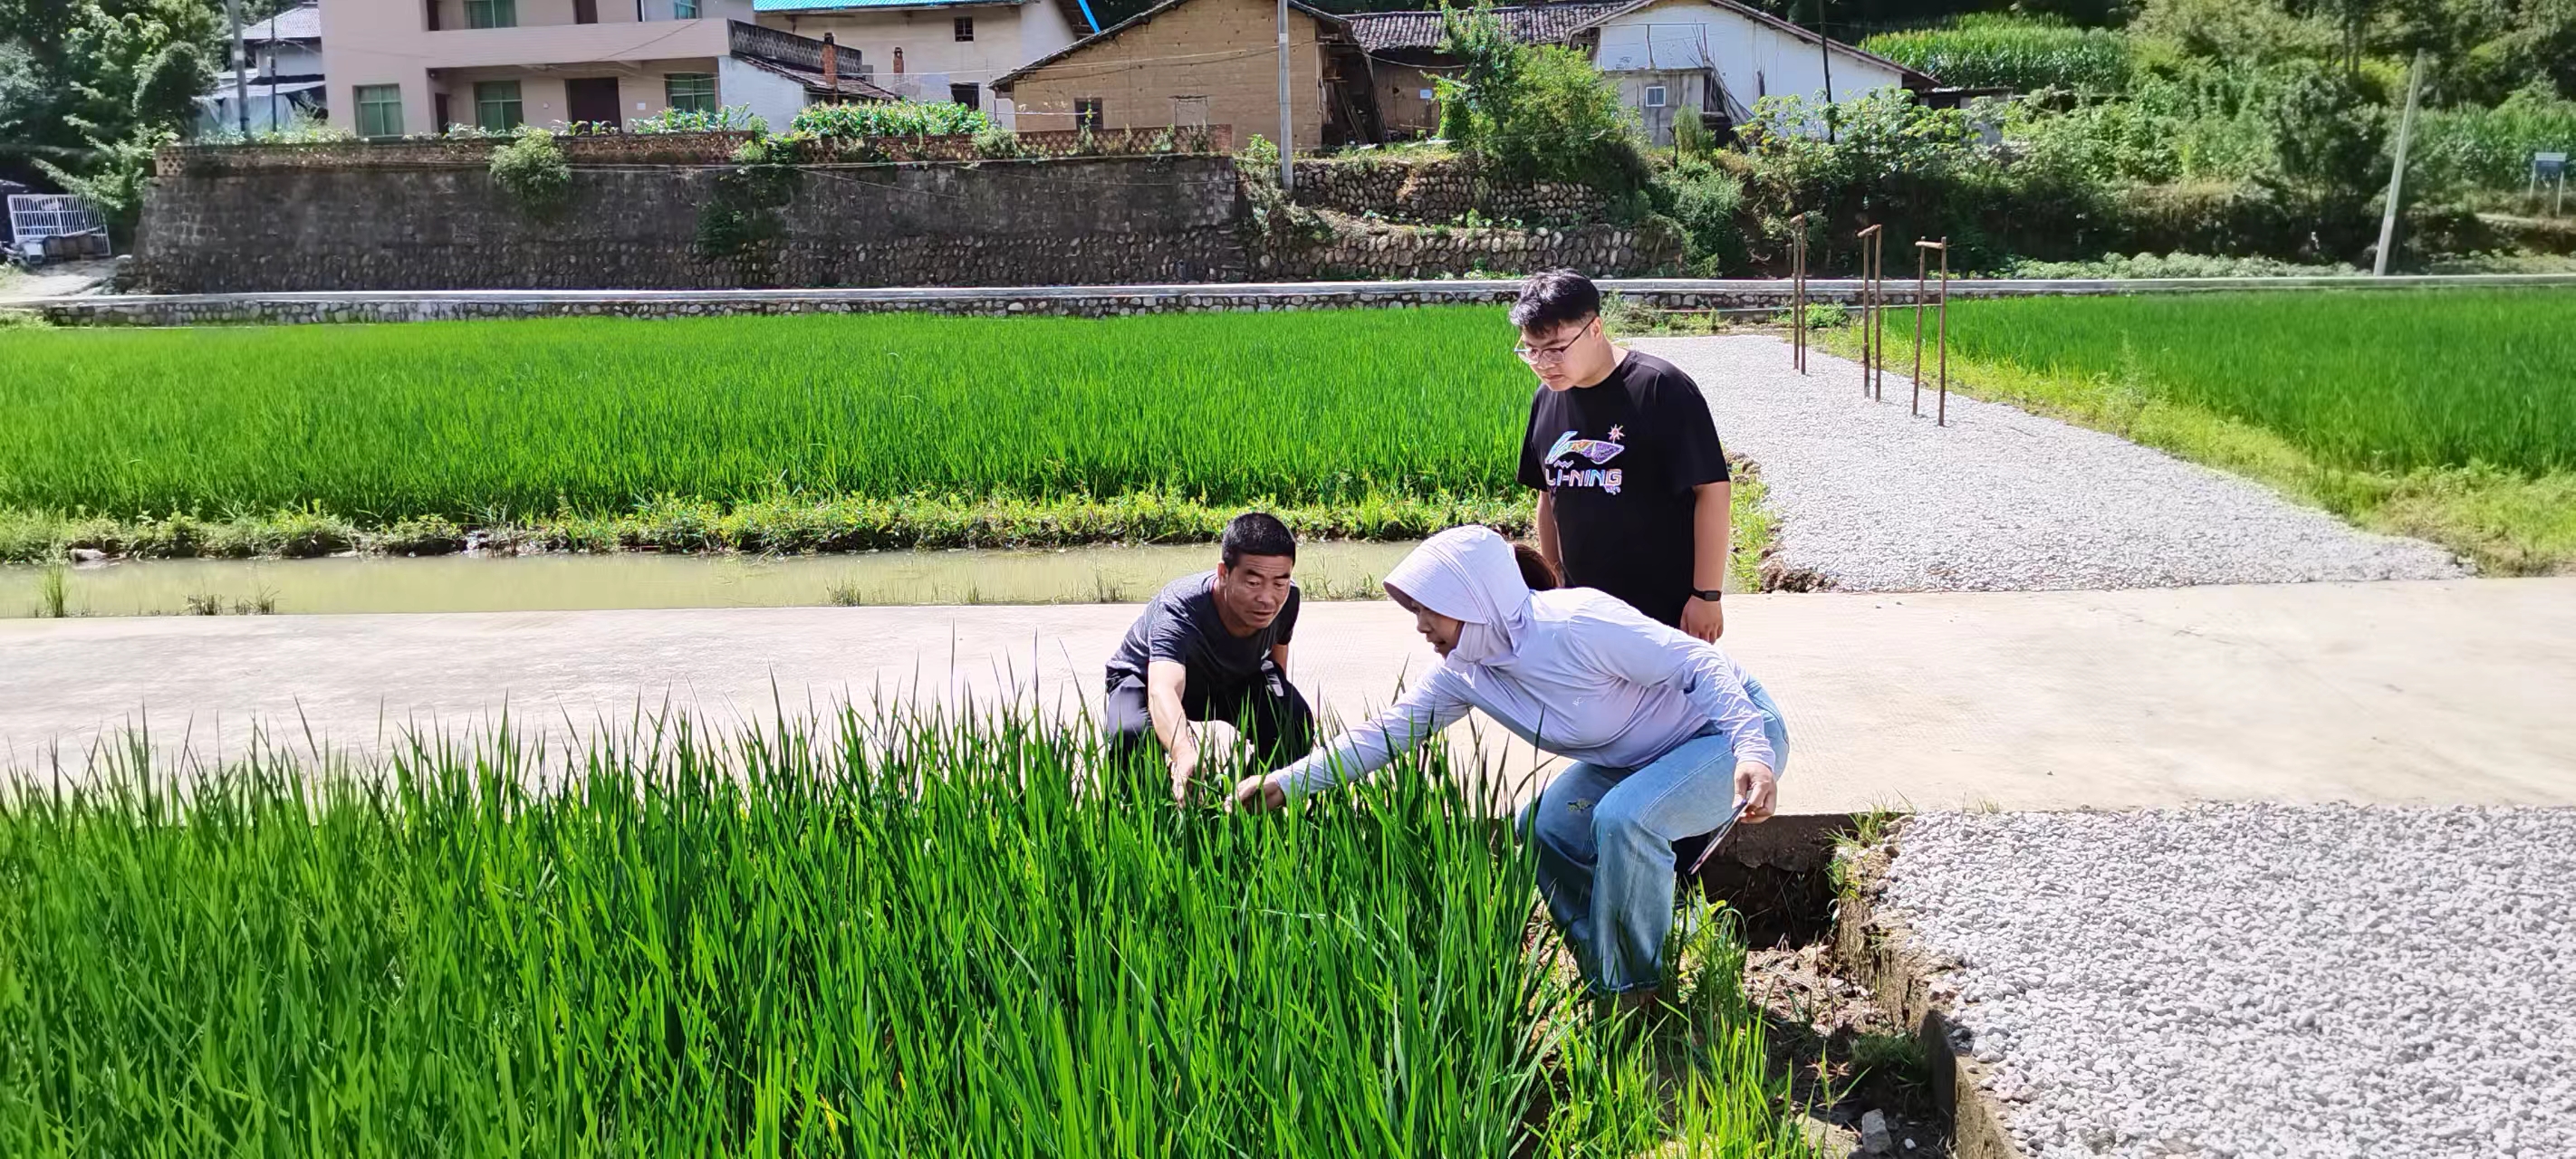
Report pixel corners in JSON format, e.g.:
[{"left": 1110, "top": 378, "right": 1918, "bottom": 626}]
[
  {"left": 1575, "top": 611, "right": 1777, "bottom": 769},
  {"left": 1273, "top": 670, "right": 1472, "bottom": 798}
]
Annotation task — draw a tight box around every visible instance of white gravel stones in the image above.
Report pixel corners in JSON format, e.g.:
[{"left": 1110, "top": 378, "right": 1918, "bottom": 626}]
[
  {"left": 1882, "top": 805, "right": 2576, "bottom": 1158},
  {"left": 1634, "top": 336, "right": 2467, "bottom": 591}
]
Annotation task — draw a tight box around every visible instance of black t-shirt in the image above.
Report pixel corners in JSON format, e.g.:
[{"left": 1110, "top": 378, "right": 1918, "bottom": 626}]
[
  {"left": 1105, "top": 570, "right": 1300, "bottom": 691},
  {"left": 1516, "top": 350, "right": 1730, "bottom": 627}
]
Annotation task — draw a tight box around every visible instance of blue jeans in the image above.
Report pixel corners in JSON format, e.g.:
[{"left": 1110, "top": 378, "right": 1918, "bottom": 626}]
[{"left": 1522, "top": 678, "right": 1790, "bottom": 995}]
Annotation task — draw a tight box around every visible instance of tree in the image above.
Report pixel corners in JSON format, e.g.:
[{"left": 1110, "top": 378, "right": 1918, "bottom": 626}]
[
  {"left": 132, "top": 37, "right": 206, "bottom": 130},
  {"left": 1436, "top": 4, "right": 1649, "bottom": 193}
]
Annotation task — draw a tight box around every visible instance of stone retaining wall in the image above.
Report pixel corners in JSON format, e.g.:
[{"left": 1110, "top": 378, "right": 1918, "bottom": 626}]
[
  {"left": 155, "top": 127, "right": 1235, "bottom": 175},
  {"left": 1290, "top": 157, "right": 1608, "bottom": 225},
  {"left": 131, "top": 155, "right": 1249, "bottom": 292},
  {"left": 36, "top": 273, "right": 2572, "bottom": 327},
  {"left": 1261, "top": 216, "right": 1677, "bottom": 280}
]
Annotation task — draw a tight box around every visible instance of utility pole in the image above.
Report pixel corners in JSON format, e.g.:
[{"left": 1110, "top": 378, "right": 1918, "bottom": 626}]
[
  {"left": 2373, "top": 50, "right": 2427, "bottom": 277},
  {"left": 1276, "top": 0, "right": 1294, "bottom": 190},
  {"left": 227, "top": 0, "right": 249, "bottom": 136},
  {"left": 1816, "top": 0, "right": 1834, "bottom": 143}
]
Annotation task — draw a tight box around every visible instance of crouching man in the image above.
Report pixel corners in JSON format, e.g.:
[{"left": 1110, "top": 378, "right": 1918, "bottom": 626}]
[{"left": 1104, "top": 512, "right": 1314, "bottom": 800}]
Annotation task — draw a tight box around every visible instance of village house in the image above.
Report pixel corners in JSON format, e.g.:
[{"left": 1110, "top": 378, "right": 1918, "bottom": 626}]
[
  {"left": 1346, "top": 0, "right": 1932, "bottom": 144},
  {"left": 198, "top": 3, "right": 329, "bottom": 134},
  {"left": 752, "top": 0, "right": 1097, "bottom": 126},
  {"left": 989, "top": 0, "right": 1382, "bottom": 150},
  {"left": 319, "top": 0, "right": 894, "bottom": 140}
]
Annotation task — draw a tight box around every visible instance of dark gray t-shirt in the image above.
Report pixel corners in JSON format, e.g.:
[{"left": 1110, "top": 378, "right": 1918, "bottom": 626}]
[{"left": 1105, "top": 570, "right": 1300, "bottom": 691}]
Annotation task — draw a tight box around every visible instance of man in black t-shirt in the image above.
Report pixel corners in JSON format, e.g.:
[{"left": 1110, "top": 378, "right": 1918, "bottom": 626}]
[
  {"left": 1513, "top": 269, "right": 1735, "bottom": 639},
  {"left": 1104, "top": 512, "right": 1313, "bottom": 800}
]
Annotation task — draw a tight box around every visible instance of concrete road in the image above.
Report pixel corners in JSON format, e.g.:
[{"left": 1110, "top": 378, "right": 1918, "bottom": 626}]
[{"left": 5, "top": 578, "right": 2570, "bottom": 811}]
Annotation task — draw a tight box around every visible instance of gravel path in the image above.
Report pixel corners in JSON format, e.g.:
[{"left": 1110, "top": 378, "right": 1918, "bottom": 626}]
[
  {"left": 1633, "top": 336, "right": 2466, "bottom": 591},
  {"left": 1883, "top": 806, "right": 2576, "bottom": 1158}
]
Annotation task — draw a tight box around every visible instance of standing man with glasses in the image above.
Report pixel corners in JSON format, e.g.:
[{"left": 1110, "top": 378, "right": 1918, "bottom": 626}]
[{"left": 1513, "top": 269, "right": 1735, "bottom": 642}]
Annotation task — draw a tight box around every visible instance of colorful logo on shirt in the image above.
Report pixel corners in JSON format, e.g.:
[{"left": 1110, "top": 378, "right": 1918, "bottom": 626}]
[{"left": 1543, "top": 429, "right": 1626, "bottom": 494}]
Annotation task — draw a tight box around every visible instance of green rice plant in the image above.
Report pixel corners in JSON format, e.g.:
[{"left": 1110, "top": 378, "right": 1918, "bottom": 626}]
[
  {"left": 34, "top": 562, "right": 66, "bottom": 618},
  {"left": 0, "top": 311, "right": 1534, "bottom": 530},
  {"left": 1940, "top": 289, "right": 2576, "bottom": 476},
  {"left": 0, "top": 709, "right": 1814, "bottom": 1157},
  {"left": 1860, "top": 15, "right": 2133, "bottom": 95}
]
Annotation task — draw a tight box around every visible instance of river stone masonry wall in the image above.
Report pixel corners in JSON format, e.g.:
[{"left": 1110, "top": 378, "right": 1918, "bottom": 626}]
[
  {"left": 1290, "top": 157, "right": 1608, "bottom": 226},
  {"left": 132, "top": 155, "right": 1251, "bottom": 292},
  {"left": 1260, "top": 218, "right": 1675, "bottom": 281}
]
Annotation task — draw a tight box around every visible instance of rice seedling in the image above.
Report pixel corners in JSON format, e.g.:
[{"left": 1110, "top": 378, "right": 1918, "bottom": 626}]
[
  {"left": 0, "top": 310, "right": 1533, "bottom": 529},
  {"left": 1940, "top": 289, "right": 2576, "bottom": 476},
  {"left": 0, "top": 708, "right": 1814, "bottom": 1157},
  {"left": 34, "top": 562, "right": 67, "bottom": 618}
]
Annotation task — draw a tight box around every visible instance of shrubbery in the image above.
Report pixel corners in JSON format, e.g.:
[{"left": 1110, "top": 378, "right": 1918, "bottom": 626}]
[
  {"left": 487, "top": 126, "right": 572, "bottom": 218},
  {"left": 628, "top": 104, "right": 768, "bottom": 135},
  {"left": 1435, "top": 5, "right": 1650, "bottom": 195},
  {"left": 790, "top": 101, "right": 992, "bottom": 139}
]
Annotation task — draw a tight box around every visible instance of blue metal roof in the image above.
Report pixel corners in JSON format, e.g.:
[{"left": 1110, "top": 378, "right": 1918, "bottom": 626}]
[{"left": 756, "top": 0, "right": 1004, "bottom": 10}]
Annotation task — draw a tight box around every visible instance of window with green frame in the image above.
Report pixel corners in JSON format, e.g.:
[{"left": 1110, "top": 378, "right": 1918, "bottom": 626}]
[
  {"left": 672, "top": 0, "right": 699, "bottom": 16},
  {"left": 354, "top": 84, "right": 403, "bottom": 138},
  {"left": 665, "top": 72, "right": 716, "bottom": 113},
  {"left": 474, "top": 80, "right": 524, "bottom": 132},
  {"left": 464, "top": 0, "right": 515, "bottom": 28}
]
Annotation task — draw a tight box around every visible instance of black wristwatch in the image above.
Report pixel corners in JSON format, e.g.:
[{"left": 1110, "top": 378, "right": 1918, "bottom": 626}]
[{"left": 1691, "top": 589, "right": 1725, "bottom": 602}]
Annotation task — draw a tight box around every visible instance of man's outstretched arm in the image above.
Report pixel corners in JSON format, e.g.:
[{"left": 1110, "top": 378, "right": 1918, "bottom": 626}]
[{"left": 1147, "top": 659, "right": 1197, "bottom": 798}]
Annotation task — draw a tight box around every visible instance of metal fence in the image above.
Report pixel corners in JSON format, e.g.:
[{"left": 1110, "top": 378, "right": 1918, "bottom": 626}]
[{"left": 7, "top": 195, "right": 105, "bottom": 244}]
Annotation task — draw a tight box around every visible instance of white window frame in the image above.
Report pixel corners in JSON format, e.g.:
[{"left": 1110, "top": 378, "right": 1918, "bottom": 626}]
[
  {"left": 355, "top": 83, "right": 404, "bottom": 138},
  {"left": 665, "top": 72, "right": 716, "bottom": 113},
  {"left": 1642, "top": 84, "right": 1668, "bottom": 108}
]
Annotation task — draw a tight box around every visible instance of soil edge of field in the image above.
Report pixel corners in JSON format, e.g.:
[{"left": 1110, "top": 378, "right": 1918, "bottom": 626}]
[{"left": 1833, "top": 828, "right": 2028, "bottom": 1159}]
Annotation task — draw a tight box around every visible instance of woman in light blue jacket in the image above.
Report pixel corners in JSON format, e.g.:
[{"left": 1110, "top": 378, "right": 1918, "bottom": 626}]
[{"left": 1232, "top": 524, "right": 1786, "bottom": 1005}]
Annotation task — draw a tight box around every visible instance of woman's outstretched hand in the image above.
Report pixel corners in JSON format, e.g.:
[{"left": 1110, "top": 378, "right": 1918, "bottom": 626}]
[
  {"left": 1231, "top": 773, "right": 1288, "bottom": 813},
  {"left": 1734, "top": 761, "right": 1777, "bottom": 823}
]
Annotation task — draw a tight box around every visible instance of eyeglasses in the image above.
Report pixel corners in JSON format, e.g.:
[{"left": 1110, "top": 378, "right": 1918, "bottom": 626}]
[{"left": 1514, "top": 318, "right": 1596, "bottom": 364}]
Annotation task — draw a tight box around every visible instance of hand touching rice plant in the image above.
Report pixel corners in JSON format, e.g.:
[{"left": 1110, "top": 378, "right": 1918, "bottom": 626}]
[{"left": 0, "top": 709, "right": 1812, "bottom": 1156}]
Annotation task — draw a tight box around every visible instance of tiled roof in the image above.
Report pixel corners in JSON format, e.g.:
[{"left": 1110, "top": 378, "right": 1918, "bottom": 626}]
[
  {"left": 734, "top": 54, "right": 904, "bottom": 100},
  {"left": 1343, "top": 3, "right": 1624, "bottom": 53},
  {"left": 242, "top": 3, "right": 322, "bottom": 42},
  {"left": 992, "top": 0, "right": 1342, "bottom": 90}
]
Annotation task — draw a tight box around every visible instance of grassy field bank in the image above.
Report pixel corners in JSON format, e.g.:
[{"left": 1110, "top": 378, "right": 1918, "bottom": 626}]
[
  {"left": 1843, "top": 289, "right": 2576, "bottom": 574},
  {"left": 0, "top": 310, "right": 1537, "bottom": 559},
  {"left": 0, "top": 712, "right": 1811, "bottom": 1156}
]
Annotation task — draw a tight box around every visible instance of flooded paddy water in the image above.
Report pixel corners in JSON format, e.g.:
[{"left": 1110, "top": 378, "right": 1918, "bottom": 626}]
[{"left": 9, "top": 541, "right": 1421, "bottom": 618}]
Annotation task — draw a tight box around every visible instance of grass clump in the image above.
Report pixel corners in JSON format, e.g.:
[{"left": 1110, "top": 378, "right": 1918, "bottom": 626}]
[{"left": 0, "top": 709, "right": 1814, "bottom": 1156}]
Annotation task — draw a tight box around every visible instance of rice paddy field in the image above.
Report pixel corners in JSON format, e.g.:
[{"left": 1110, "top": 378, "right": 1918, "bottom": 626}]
[
  {"left": 0, "top": 310, "right": 1530, "bottom": 532},
  {"left": 1942, "top": 290, "right": 2573, "bottom": 476},
  {"left": 0, "top": 711, "right": 1811, "bottom": 1156},
  {"left": 1933, "top": 288, "right": 2576, "bottom": 572}
]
